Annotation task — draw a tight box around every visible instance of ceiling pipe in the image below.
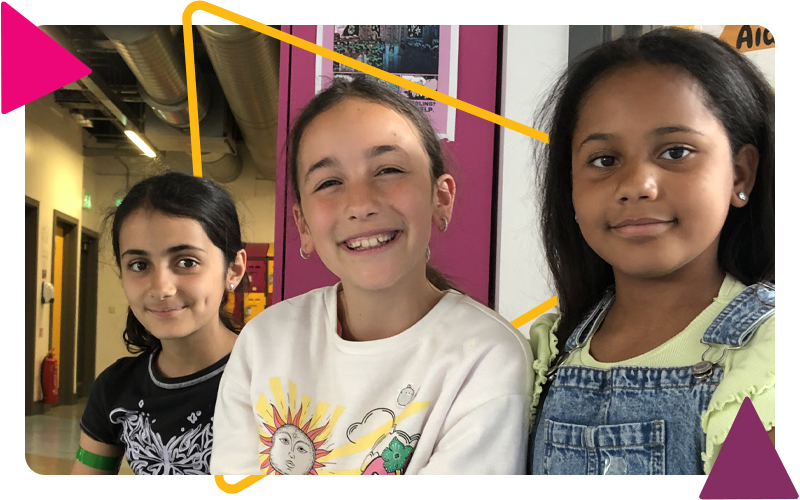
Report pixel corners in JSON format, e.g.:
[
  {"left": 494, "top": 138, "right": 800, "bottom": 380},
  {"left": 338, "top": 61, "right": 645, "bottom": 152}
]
[
  {"left": 99, "top": 25, "right": 209, "bottom": 129},
  {"left": 197, "top": 25, "right": 279, "bottom": 179}
]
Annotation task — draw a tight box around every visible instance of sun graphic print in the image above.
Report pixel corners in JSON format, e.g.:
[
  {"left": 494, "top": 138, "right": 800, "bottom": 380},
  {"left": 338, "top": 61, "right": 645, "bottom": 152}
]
[
  {"left": 260, "top": 404, "right": 331, "bottom": 475},
  {"left": 256, "top": 378, "right": 345, "bottom": 475}
]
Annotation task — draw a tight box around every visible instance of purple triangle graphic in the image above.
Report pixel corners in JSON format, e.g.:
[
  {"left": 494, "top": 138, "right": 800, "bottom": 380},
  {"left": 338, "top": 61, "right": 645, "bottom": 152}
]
[
  {"left": 701, "top": 397, "right": 797, "bottom": 499},
  {"left": 1, "top": 2, "right": 91, "bottom": 114}
]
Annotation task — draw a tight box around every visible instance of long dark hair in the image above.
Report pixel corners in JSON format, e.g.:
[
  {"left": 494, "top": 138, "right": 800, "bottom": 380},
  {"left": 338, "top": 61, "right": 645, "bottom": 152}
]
[
  {"left": 107, "top": 172, "right": 245, "bottom": 354},
  {"left": 536, "top": 27, "right": 775, "bottom": 348},
  {"left": 288, "top": 75, "right": 454, "bottom": 291}
]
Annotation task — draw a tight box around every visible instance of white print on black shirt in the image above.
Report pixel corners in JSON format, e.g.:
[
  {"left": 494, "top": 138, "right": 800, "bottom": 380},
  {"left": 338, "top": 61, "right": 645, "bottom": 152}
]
[{"left": 110, "top": 408, "right": 212, "bottom": 475}]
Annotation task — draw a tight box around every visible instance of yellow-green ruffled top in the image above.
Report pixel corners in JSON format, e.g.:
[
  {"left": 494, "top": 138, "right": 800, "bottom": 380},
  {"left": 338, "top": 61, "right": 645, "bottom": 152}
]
[{"left": 529, "top": 274, "right": 774, "bottom": 475}]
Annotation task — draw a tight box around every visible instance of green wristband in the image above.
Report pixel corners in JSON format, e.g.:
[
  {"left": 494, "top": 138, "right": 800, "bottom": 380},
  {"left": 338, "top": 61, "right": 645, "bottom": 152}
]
[{"left": 76, "top": 446, "right": 122, "bottom": 471}]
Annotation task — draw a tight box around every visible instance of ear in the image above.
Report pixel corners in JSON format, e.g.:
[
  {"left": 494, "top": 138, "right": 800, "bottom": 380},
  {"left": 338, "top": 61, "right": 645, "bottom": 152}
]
[
  {"left": 292, "top": 203, "right": 316, "bottom": 255},
  {"left": 226, "top": 248, "right": 247, "bottom": 289},
  {"left": 432, "top": 174, "right": 456, "bottom": 231},
  {"left": 731, "top": 144, "right": 759, "bottom": 207}
]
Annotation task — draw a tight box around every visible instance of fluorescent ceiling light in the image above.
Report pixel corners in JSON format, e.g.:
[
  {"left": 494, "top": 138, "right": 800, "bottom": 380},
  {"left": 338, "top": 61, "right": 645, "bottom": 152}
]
[{"left": 124, "top": 130, "right": 157, "bottom": 158}]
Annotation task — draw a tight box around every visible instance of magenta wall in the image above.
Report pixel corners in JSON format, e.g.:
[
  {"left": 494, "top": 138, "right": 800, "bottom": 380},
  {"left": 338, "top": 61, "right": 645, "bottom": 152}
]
[{"left": 274, "top": 25, "right": 499, "bottom": 306}]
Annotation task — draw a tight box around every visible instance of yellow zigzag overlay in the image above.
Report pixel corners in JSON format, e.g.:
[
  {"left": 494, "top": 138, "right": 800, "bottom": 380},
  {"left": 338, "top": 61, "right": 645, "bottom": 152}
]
[{"left": 179, "top": 3, "right": 558, "bottom": 491}]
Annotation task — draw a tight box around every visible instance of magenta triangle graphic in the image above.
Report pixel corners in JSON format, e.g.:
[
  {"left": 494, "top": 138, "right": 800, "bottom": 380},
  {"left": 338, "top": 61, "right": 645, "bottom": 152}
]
[
  {"left": 701, "top": 397, "right": 797, "bottom": 499},
  {"left": 1, "top": 2, "right": 91, "bottom": 114}
]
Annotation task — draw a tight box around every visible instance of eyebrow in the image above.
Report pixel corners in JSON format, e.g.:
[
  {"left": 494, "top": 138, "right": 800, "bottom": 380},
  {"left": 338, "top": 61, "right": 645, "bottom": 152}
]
[
  {"left": 652, "top": 125, "right": 704, "bottom": 137},
  {"left": 120, "top": 244, "right": 205, "bottom": 259},
  {"left": 303, "top": 144, "right": 406, "bottom": 182},
  {"left": 577, "top": 126, "right": 704, "bottom": 148}
]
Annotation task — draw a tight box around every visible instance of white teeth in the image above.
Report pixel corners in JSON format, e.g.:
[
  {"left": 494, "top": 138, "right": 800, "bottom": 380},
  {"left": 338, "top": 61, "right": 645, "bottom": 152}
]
[{"left": 345, "top": 232, "right": 396, "bottom": 250}]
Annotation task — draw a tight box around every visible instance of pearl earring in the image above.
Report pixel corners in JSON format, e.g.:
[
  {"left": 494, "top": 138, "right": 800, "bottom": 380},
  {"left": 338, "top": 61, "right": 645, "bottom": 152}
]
[
  {"left": 229, "top": 283, "right": 235, "bottom": 291},
  {"left": 738, "top": 192, "right": 748, "bottom": 201}
]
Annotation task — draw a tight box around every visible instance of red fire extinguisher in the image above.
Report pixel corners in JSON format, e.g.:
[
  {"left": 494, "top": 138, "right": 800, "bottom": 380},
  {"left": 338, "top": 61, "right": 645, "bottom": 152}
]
[{"left": 42, "top": 349, "right": 58, "bottom": 405}]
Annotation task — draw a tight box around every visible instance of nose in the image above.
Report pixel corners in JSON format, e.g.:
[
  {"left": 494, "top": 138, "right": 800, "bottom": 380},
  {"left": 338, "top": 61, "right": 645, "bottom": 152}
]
[
  {"left": 289, "top": 450, "right": 295, "bottom": 459},
  {"left": 615, "top": 159, "right": 659, "bottom": 203},
  {"left": 148, "top": 265, "right": 176, "bottom": 300},
  {"left": 345, "top": 180, "right": 379, "bottom": 221}
]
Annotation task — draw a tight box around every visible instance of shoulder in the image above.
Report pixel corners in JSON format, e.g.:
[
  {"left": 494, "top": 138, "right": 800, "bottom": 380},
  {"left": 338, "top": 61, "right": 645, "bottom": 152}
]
[
  {"left": 238, "top": 286, "right": 332, "bottom": 342},
  {"left": 246, "top": 286, "right": 330, "bottom": 329},
  {"left": 702, "top": 313, "right": 774, "bottom": 474},
  {"left": 444, "top": 292, "right": 533, "bottom": 359},
  {"left": 94, "top": 354, "right": 148, "bottom": 386},
  {"left": 530, "top": 312, "right": 560, "bottom": 363}
]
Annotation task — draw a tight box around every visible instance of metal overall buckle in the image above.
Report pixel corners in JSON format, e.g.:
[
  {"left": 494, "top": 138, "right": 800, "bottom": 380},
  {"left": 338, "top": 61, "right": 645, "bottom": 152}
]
[{"left": 692, "top": 341, "right": 742, "bottom": 379}]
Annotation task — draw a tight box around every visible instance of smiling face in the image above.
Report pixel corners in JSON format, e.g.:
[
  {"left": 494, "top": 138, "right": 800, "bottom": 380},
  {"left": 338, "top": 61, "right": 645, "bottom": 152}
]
[
  {"left": 293, "top": 97, "right": 453, "bottom": 292},
  {"left": 118, "top": 209, "right": 233, "bottom": 342},
  {"left": 269, "top": 425, "right": 316, "bottom": 475},
  {"left": 571, "top": 63, "right": 754, "bottom": 280}
]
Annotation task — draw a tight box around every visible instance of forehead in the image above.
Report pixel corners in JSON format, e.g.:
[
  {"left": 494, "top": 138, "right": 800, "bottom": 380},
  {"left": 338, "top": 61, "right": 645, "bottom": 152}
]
[
  {"left": 575, "top": 63, "right": 720, "bottom": 139},
  {"left": 297, "top": 98, "right": 426, "bottom": 167},
  {"left": 118, "top": 209, "right": 212, "bottom": 252}
]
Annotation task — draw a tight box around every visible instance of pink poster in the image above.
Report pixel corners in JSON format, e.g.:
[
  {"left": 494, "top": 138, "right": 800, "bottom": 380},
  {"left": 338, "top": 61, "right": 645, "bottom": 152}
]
[{"left": 316, "top": 25, "right": 459, "bottom": 141}]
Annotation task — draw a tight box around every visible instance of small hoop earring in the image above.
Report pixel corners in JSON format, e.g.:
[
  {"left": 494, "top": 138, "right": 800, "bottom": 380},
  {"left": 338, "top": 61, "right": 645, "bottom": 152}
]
[
  {"left": 425, "top": 246, "right": 431, "bottom": 262},
  {"left": 738, "top": 192, "right": 748, "bottom": 201},
  {"left": 300, "top": 247, "right": 311, "bottom": 260},
  {"left": 441, "top": 217, "right": 449, "bottom": 233}
]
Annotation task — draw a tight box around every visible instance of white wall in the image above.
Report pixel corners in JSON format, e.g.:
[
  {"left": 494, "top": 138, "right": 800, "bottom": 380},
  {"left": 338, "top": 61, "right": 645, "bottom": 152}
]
[
  {"left": 495, "top": 26, "right": 569, "bottom": 337},
  {"left": 25, "top": 93, "right": 86, "bottom": 401}
]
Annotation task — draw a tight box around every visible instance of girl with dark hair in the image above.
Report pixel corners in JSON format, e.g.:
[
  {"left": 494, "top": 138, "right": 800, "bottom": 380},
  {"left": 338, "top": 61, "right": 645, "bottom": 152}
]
[
  {"left": 211, "top": 76, "right": 532, "bottom": 475},
  {"left": 72, "top": 172, "right": 246, "bottom": 475},
  {"left": 529, "top": 27, "right": 774, "bottom": 475}
]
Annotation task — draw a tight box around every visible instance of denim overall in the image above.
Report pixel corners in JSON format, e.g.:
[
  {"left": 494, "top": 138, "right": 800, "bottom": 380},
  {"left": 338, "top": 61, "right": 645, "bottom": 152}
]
[{"left": 529, "top": 282, "right": 775, "bottom": 475}]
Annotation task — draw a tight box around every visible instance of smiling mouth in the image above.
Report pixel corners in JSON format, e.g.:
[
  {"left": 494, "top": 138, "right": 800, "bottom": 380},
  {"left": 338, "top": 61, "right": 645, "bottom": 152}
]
[
  {"left": 610, "top": 218, "right": 675, "bottom": 236},
  {"left": 146, "top": 307, "right": 186, "bottom": 316},
  {"left": 342, "top": 230, "right": 400, "bottom": 251}
]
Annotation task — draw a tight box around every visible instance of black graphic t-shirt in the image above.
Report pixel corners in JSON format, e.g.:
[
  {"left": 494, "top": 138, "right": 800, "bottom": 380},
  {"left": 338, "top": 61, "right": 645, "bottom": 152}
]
[{"left": 80, "top": 350, "right": 229, "bottom": 475}]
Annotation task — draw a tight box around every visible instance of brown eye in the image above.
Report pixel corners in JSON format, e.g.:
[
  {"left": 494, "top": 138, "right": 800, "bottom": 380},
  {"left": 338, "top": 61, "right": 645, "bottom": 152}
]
[
  {"left": 660, "top": 147, "right": 691, "bottom": 160},
  {"left": 128, "top": 261, "right": 148, "bottom": 272},
  {"left": 590, "top": 155, "right": 617, "bottom": 168},
  {"left": 176, "top": 258, "right": 199, "bottom": 269}
]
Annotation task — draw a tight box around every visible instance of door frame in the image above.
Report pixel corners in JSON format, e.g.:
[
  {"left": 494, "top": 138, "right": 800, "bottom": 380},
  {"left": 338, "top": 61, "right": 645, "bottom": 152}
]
[
  {"left": 50, "top": 211, "right": 79, "bottom": 406},
  {"left": 76, "top": 228, "right": 99, "bottom": 399},
  {"left": 25, "top": 197, "right": 39, "bottom": 416}
]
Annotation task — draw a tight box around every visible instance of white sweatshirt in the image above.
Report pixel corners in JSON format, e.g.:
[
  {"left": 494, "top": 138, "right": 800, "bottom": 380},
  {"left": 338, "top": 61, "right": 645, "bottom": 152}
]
[{"left": 210, "top": 284, "right": 533, "bottom": 475}]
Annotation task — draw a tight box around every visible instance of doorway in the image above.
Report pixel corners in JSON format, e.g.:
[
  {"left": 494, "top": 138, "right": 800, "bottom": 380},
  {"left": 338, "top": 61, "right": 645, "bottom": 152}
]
[
  {"left": 76, "top": 229, "right": 98, "bottom": 398},
  {"left": 25, "top": 198, "right": 39, "bottom": 416},
  {"left": 50, "top": 211, "right": 78, "bottom": 406}
]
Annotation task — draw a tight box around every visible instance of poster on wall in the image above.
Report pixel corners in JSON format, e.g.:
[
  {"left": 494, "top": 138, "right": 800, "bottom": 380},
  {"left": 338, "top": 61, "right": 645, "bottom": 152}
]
[{"left": 315, "top": 25, "right": 459, "bottom": 141}]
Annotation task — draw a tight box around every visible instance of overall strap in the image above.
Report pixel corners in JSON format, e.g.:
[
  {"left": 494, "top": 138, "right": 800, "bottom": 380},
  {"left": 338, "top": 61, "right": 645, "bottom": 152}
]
[
  {"left": 564, "top": 288, "right": 616, "bottom": 352},
  {"left": 701, "top": 282, "right": 775, "bottom": 348}
]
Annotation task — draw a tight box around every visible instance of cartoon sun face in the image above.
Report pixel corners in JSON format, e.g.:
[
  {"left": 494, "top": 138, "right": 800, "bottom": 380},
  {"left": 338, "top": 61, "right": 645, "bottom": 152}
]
[{"left": 260, "top": 404, "right": 331, "bottom": 475}]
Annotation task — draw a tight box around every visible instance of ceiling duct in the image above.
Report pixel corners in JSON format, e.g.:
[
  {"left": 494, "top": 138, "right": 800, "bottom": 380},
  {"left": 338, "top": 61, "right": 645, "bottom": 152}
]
[
  {"left": 197, "top": 25, "right": 279, "bottom": 180},
  {"left": 98, "top": 25, "right": 242, "bottom": 183},
  {"left": 99, "top": 25, "right": 209, "bottom": 128}
]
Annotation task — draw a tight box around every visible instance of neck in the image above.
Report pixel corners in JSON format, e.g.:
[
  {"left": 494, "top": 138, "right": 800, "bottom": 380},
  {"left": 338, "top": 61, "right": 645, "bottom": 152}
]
[
  {"left": 337, "top": 266, "right": 445, "bottom": 342},
  {"left": 589, "top": 242, "right": 726, "bottom": 363},
  {"left": 156, "top": 317, "right": 236, "bottom": 378}
]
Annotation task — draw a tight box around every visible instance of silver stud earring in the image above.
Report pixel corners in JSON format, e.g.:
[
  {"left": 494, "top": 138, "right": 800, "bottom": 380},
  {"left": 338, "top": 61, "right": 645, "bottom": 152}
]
[
  {"left": 575, "top": 214, "right": 579, "bottom": 222},
  {"left": 738, "top": 192, "right": 748, "bottom": 201},
  {"left": 426, "top": 246, "right": 431, "bottom": 262},
  {"left": 229, "top": 283, "right": 235, "bottom": 291},
  {"left": 441, "top": 217, "right": 449, "bottom": 233},
  {"left": 300, "top": 247, "right": 310, "bottom": 260}
]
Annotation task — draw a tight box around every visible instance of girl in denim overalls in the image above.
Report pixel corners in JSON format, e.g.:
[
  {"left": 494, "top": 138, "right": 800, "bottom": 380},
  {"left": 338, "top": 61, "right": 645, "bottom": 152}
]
[{"left": 528, "top": 28, "right": 775, "bottom": 475}]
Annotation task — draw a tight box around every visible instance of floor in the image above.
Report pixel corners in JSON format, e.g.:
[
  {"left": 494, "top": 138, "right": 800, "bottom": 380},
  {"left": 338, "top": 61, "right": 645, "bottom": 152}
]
[{"left": 25, "top": 400, "right": 133, "bottom": 475}]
